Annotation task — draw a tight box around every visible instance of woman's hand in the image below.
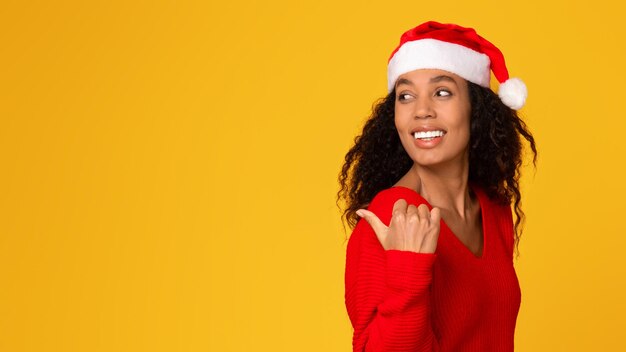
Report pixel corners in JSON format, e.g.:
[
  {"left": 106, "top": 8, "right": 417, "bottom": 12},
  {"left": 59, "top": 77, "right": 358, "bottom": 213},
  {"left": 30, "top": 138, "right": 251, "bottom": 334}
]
[{"left": 356, "top": 199, "right": 441, "bottom": 253}]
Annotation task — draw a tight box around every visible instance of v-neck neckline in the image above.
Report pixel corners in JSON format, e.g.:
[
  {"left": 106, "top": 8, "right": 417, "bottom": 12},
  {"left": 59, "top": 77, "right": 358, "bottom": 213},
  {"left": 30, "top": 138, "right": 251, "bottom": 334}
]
[{"left": 390, "top": 184, "right": 487, "bottom": 259}]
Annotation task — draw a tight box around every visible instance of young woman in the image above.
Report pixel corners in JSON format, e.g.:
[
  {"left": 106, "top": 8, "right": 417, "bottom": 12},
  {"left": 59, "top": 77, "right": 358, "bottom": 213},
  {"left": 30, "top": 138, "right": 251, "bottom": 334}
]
[{"left": 338, "top": 22, "right": 537, "bottom": 351}]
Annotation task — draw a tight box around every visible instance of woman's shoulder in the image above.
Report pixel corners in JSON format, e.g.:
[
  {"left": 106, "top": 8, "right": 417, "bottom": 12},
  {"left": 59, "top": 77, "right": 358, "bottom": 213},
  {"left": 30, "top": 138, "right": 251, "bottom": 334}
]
[
  {"left": 369, "top": 186, "right": 425, "bottom": 207},
  {"left": 472, "top": 184, "right": 512, "bottom": 215},
  {"left": 472, "top": 185, "right": 516, "bottom": 256},
  {"left": 366, "top": 186, "right": 430, "bottom": 225}
]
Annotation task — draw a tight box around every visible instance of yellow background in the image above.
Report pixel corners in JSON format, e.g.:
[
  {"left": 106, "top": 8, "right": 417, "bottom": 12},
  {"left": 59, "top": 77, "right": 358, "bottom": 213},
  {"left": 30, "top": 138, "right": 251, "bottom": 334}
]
[{"left": 1, "top": 1, "right": 625, "bottom": 351}]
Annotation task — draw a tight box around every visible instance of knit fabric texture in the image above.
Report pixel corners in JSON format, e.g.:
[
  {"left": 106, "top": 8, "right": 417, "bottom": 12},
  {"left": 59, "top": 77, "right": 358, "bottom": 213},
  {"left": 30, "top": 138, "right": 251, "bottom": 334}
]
[{"left": 345, "top": 185, "right": 521, "bottom": 351}]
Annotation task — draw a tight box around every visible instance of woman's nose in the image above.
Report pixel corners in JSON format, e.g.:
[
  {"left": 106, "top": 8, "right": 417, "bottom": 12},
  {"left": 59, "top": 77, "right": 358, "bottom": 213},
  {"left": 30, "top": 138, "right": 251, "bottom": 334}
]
[{"left": 414, "top": 97, "right": 435, "bottom": 119}]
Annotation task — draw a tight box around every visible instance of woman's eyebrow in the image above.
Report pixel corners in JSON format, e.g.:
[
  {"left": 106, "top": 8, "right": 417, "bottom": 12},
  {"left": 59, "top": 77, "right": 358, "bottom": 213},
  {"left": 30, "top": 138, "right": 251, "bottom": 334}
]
[
  {"left": 396, "top": 75, "right": 457, "bottom": 89},
  {"left": 395, "top": 78, "right": 413, "bottom": 88},
  {"left": 430, "top": 75, "right": 457, "bottom": 85}
]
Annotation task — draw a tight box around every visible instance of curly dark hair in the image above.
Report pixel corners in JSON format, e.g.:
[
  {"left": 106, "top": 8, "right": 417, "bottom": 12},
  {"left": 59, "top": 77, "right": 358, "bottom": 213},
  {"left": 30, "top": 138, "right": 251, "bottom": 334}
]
[{"left": 337, "top": 81, "right": 537, "bottom": 252}]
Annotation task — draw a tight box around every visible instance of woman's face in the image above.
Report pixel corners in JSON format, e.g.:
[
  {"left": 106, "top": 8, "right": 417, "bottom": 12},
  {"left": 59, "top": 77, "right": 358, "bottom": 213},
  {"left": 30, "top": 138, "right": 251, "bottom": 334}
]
[{"left": 394, "top": 68, "right": 472, "bottom": 168}]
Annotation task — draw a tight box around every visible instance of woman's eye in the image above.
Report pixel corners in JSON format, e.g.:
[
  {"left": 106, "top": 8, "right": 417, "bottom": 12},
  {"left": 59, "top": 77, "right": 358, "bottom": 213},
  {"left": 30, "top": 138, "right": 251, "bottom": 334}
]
[
  {"left": 398, "top": 93, "right": 412, "bottom": 101},
  {"left": 436, "top": 89, "right": 452, "bottom": 97}
]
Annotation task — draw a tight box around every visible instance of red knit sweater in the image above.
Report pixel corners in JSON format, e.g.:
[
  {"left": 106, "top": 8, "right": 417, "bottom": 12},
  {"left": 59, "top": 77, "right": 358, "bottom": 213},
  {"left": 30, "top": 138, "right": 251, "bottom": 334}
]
[{"left": 345, "top": 186, "right": 521, "bottom": 351}]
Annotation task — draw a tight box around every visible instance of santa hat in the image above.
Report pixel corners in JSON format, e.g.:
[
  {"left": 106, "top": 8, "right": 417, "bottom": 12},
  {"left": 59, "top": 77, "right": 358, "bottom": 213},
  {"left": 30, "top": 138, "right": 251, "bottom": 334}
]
[{"left": 387, "top": 21, "right": 527, "bottom": 110}]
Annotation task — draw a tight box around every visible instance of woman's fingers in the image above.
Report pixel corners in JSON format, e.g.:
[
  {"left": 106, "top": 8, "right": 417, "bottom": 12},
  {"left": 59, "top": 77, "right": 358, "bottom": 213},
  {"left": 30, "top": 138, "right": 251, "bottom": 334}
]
[
  {"left": 405, "top": 205, "right": 419, "bottom": 250},
  {"left": 389, "top": 199, "right": 409, "bottom": 250},
  {"left": 390, "top": 199, "right": 408, "bottom": 228},
  {"left": 392, "top": 198, "right": 408, "bottom": 213},
  {"left": 429, "top": 206, "right": 441, "bottom": 224},
  {"left": 417, "top": 204, "right": 430, "bottom": 224},
  {"left": 420, "top": 207, "right": 441, "bottom": 253}
]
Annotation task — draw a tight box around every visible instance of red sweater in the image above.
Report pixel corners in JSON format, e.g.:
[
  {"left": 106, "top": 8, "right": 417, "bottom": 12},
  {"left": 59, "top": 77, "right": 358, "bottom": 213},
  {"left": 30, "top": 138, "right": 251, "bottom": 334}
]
[{"left": 345, "top": 186, "right": 521, "bottom": 351}]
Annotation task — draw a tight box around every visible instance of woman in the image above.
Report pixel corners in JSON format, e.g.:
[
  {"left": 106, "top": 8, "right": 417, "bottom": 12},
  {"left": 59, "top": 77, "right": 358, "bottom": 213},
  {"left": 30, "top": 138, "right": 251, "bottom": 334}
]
[{"left": 338, "top": 22, "right": 537, "bottom": 351}]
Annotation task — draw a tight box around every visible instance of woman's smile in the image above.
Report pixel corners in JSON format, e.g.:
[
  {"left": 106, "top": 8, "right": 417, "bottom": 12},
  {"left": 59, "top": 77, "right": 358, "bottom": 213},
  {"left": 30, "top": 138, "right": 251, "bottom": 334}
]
[{"left": 412, "top": 126, "right": 447, "bottom": 148}]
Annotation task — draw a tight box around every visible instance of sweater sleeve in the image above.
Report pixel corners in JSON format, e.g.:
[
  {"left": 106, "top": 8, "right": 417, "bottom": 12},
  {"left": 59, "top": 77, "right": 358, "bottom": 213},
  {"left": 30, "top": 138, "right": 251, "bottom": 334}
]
[{"left": 345, "top": 189, "right": 440, "bottom": 352}]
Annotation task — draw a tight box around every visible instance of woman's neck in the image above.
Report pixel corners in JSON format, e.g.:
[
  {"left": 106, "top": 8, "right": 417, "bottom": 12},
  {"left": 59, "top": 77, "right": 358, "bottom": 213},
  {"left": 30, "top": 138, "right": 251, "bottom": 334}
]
[{"left": 395, "top": 160, "right": 474, "bottom": 219}]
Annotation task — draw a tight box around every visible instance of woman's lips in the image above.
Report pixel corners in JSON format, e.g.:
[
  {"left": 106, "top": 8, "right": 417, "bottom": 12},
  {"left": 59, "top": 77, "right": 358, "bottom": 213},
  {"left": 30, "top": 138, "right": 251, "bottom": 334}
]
[{"left": 413, "top": 130, "right": 446, "bottom": 149}]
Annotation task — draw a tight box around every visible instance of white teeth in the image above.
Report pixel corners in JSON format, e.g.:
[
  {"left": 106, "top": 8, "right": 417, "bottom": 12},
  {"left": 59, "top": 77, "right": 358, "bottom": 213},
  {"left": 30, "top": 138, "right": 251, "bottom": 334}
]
[{"left": 414, "top": 130, "right": 445, "bottom": 139}]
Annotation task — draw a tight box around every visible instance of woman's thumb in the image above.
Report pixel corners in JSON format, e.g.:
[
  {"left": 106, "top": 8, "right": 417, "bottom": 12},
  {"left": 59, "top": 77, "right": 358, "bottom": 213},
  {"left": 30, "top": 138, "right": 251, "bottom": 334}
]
[{"left": 356, "top": 209, "right": 388, "bottom": 241}]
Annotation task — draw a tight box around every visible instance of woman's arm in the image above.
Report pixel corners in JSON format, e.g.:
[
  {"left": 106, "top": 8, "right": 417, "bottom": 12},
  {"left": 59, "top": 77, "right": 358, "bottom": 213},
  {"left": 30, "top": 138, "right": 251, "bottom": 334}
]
[{"left": 345, "top": 190, "right": 440, "bottom": 351}]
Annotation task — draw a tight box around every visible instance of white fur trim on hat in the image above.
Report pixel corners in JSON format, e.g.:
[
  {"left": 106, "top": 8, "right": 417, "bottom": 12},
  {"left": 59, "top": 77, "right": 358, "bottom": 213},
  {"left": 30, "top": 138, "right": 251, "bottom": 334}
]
[
  {"left": 498, "top": 78, "right": 527, "bottom": 110},
  {"left": 387, "top": 38, "right": 491, "bottom": 92}
]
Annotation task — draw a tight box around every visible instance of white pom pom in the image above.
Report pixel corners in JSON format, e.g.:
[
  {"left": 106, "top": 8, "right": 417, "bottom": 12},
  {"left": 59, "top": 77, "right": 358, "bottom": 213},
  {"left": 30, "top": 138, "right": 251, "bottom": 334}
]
[{"left": 498, "top": 78, "right": 527, "bottom": 110}]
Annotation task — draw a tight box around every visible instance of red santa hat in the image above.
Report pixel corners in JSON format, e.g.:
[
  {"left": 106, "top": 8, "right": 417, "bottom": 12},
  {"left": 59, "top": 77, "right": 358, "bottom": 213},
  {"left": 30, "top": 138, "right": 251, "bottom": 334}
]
[{"left": 387, "top": 21, "right": 527, "bottom": 110}]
